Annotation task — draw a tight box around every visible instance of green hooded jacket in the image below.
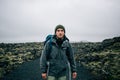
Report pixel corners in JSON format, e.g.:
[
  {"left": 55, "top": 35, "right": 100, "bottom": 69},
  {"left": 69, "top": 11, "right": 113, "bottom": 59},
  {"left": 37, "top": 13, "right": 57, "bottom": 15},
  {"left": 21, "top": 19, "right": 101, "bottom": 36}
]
[{"left": 40, "top": 35, "right": 77, "bottom": 78}]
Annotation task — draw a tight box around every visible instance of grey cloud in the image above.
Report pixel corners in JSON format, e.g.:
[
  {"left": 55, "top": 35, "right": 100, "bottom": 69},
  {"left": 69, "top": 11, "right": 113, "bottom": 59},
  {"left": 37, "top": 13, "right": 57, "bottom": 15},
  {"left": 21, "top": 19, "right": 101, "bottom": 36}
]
[{"left": 0, "top": 0, "right": 120, "bottom": 43}]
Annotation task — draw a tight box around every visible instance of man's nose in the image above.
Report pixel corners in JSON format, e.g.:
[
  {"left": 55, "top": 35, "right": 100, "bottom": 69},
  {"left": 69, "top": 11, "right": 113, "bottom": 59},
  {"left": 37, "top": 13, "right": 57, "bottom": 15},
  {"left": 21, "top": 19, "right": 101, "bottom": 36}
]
[{"left": 59, "top": 31, "right": 62, "bottom": 33}]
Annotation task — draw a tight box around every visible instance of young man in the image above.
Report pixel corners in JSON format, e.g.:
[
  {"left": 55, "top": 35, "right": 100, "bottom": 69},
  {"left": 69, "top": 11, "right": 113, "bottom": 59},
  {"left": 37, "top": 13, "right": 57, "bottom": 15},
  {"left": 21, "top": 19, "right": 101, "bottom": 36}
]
[{"left": 40, "top": 25, "right": 77, "bottom": 80}]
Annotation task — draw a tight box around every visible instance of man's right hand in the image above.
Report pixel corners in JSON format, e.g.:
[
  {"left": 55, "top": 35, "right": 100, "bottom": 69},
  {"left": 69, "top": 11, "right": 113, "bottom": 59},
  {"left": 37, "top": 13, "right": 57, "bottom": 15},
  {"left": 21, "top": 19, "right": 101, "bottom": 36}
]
[{"left": 42, "top": 73, "right": 47, "bottom": 79}]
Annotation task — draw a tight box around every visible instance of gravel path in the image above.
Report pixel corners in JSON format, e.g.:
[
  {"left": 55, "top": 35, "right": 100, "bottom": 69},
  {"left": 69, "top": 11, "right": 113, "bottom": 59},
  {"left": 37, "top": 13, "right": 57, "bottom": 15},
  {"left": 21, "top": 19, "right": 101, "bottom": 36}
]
[{"left": 4, "top": 59, "right": 96, "bottom": 80}]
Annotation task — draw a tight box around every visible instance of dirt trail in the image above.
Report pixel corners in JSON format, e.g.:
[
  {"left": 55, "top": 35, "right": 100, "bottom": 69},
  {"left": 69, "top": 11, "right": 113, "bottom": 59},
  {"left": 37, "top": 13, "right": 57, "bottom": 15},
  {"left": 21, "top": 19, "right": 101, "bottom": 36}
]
[{"left": 4, "top": 59, "right": 96, "bottom": 80}]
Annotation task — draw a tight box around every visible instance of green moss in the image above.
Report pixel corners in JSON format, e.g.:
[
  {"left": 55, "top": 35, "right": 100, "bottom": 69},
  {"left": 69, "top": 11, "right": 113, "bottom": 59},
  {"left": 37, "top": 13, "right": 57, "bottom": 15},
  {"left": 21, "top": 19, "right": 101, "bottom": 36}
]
[{"left": 0, "top": 68, "right": 6, "bottom": 78}]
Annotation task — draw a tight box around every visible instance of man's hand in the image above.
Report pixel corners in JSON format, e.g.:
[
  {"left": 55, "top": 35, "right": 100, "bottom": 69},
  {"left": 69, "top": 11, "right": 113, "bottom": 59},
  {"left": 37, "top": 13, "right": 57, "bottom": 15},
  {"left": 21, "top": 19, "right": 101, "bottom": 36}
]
[
  {"left": 72, "top": 72, "right": 77, "bottom": 79},
  {"left": 42, "top": 73, "right": 47, "bottom": 80}
]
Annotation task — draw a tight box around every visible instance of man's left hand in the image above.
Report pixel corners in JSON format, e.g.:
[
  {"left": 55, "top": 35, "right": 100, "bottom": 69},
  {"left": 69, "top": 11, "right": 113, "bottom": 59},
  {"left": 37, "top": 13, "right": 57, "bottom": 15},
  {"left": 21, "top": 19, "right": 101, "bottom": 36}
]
[{"left": 72, "top": 72, "right": 77, "bottom": 79}]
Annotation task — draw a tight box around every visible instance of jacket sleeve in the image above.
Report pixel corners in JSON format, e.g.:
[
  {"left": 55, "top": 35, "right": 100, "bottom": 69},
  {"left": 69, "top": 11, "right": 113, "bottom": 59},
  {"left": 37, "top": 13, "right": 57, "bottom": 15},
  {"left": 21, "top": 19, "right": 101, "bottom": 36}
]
[
  {"left": 67, "top": 43, "right": 77, "bottom": 73},
  {"left": 40, "top": 42, "right": 49, "bottom": 73}
]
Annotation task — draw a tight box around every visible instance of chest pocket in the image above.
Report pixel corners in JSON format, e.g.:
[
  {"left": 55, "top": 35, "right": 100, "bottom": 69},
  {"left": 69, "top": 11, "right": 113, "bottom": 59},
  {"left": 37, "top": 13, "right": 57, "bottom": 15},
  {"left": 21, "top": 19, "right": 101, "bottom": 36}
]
[
  {"left": 50, "top": 45, "right": 58, "bottom": 59},
  {"left": 62, "top": 47, "right": 67, "bottom": 53},
  {"left": 61, "top": 43, "right": 69, "bottom": 59},
  {"left": 61, "top": 40, "right": 69, "bottom": 53}
]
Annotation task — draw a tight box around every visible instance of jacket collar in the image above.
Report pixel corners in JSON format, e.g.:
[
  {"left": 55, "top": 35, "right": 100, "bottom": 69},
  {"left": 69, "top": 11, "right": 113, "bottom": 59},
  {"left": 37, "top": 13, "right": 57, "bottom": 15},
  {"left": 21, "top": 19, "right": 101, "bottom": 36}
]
[{"left": 52, "top": 35, "right": 69, "bottom": 47}]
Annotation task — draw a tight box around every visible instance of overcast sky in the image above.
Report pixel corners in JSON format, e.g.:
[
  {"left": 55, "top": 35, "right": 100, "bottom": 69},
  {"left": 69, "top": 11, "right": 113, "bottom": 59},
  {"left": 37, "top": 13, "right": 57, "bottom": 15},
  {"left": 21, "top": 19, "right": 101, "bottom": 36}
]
[{"left": 0, "top": 0, "right": 120, "bottom": 43}]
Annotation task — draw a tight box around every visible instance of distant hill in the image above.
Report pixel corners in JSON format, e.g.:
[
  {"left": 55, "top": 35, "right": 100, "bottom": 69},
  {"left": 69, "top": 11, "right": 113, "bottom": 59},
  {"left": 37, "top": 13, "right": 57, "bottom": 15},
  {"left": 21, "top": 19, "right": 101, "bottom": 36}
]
[
  {"left": 72, "top": 36, "right": 120, "bottom": 54},
  {"left": 101, "top": 36, "right": 120, "bottom": 51}
]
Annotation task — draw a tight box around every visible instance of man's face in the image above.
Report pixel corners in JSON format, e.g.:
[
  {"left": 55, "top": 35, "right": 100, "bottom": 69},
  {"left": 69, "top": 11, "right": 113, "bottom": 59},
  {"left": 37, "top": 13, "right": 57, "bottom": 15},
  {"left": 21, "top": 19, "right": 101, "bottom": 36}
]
[{"left": 56, "top": 28, "right": 65, "bottom": 39}]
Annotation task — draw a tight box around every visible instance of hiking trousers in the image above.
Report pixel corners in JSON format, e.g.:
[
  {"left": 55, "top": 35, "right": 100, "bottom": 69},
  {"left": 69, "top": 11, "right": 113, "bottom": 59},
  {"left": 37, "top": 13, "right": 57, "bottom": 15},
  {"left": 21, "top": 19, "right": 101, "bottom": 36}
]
[{"left": 48, "top": 76, "right": 66, "bottom": 80}]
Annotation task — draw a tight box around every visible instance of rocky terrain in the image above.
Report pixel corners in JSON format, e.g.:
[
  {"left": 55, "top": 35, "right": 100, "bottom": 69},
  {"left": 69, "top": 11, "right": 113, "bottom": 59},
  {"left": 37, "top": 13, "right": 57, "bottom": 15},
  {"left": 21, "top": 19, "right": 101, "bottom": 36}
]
[
  {"left": 0, "top": 36, "right": 120, "bottom": 80},
  {"left": 73, "top": 36, "right": 120, "bottom": 80}
]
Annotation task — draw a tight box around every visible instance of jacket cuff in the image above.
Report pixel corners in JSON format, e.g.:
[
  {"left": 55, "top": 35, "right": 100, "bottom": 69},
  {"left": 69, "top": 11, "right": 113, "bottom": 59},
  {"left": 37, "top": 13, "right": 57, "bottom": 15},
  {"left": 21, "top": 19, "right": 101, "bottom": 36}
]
[
  {"left": 41, "top": 68, "right": 47, "bottom": 73},
  {"left": 71, "top": 69, "right": 77, "bottom": 73}
]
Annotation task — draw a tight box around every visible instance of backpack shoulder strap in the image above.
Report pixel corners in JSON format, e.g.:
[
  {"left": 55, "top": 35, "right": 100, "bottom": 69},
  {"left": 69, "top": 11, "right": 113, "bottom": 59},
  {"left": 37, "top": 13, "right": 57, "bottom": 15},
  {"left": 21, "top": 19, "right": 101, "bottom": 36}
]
[
  {"left": 48, "top": 38, "right": 52, "bottom": 53},
  {"left": 46, "top": 37, "right": 52, "bottom": 59}
]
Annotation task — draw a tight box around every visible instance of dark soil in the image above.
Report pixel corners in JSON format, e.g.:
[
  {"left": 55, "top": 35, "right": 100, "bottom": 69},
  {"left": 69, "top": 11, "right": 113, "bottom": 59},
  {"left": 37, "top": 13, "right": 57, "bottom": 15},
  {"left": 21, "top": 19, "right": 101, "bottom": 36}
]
[{"left": 4, "top": 59, "right": 97, "bottom": 80}]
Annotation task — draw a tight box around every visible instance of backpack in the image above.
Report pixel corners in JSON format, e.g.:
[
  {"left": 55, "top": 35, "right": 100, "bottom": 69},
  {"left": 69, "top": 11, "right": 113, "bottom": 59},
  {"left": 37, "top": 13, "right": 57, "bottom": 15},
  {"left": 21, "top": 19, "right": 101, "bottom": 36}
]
[{"left": 44, "top": 35, "right": 53, "bottom": 46}]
